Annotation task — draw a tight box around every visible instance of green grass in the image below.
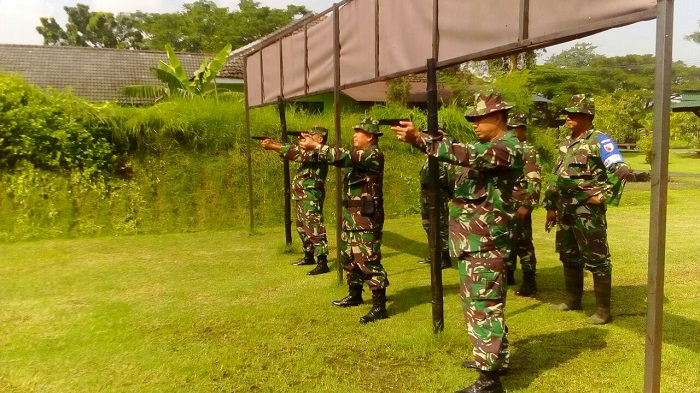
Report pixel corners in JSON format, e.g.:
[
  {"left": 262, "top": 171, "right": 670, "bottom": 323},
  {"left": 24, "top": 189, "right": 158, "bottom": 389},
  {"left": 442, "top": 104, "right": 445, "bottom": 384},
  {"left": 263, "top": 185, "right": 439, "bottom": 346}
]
[
  {"left": 1, "top": 186, "right": 699, "bottom": 392},
  {"left": 625, "top": 152, "right": 700, "bottom": 175}
]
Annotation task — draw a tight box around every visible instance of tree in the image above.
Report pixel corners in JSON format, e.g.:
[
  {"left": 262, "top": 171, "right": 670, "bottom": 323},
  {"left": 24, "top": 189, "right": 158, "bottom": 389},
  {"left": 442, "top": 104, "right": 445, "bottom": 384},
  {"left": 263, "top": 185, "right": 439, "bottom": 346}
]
[
  {"left": 686, "top": 20, "right": 700, "bottom": 44},
  {"left": 545, "top": 42, "right": 602, "bottom": 68}
]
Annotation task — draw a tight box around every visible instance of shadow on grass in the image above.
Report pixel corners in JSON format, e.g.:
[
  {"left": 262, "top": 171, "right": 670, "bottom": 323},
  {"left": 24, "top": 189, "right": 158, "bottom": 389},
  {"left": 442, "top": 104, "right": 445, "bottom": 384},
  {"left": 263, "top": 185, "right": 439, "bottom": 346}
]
[
  {"left": 508, "top": 327, "right": 609, "bottom": 390},
  {"left": 383, "top": 230, "right": 427, "bottom": 259},
  {"left": 388, "top": 283, "right": 461, "bottom": 316}
]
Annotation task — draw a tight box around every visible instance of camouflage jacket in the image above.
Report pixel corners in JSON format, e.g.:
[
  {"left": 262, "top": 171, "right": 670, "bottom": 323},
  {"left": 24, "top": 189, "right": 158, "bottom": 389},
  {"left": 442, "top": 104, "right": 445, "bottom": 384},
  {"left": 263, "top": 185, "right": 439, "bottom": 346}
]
[
  {"left": 543, "top": 128, "right": 629, "bottom": 210},
  {"left": 279, "top": 144, "right": 328, "bottom": 201},
  {"left": 419, "top": 156, "right": 455, "bottom": 197},
  {"left": 511, "top": 141, "right": 541, "bottom": 210},
  {"left": 420, "top": 130, "right": 524, "bottom": 254},
  {"left": 305, "top": 143, "right": 384, "bottom": 232}
]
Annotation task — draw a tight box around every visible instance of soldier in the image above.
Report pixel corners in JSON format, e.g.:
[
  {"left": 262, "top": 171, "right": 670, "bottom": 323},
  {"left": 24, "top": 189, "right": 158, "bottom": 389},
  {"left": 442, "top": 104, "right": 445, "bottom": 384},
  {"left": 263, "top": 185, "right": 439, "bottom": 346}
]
[
  {"left": 506, "top": 113, "right": 541, "bottom": 297},
  {"left": 392, "top": 91, "right": 523, "bottom": 393},
  {"left": 417, "top": 138, "right": 453, "bottom": 269},
  {"left": 260, "top": 126, "right": 330, "bottom": 276},
  {"left": 543, "top": 94, "right": 629, "bottom": 325},
  {"left": 296, "top": 117, "right": 389, "bottom": 324}
]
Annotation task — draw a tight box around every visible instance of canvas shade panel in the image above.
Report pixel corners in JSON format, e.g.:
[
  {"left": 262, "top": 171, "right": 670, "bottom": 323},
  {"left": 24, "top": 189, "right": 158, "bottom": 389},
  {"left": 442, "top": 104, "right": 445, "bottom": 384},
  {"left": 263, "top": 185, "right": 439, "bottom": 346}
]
[
  {"left": 306, "top": 16, "right": 335, "bottom": 95},
  {"left": 378, "top": 0, "right": 433, "bottom": 76},
  {"left": 262, "top": 42, "right": 282, "bottom": 104},
  {"left": 282, "top": 32, "right": 307, "bottom": 98},
  {"left": 339, "top": 0, "right": 377, "bottom": 85},
  {"left": 245, "top": 51, "right": 262, "bottom": 107}
]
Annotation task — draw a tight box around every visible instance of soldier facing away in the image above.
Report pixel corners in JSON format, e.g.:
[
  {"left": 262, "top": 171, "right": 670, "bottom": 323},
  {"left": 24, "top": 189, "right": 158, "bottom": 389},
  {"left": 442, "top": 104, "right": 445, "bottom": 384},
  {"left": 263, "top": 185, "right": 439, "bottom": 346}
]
[
  {"left": 296, "top": 117, "right": 389, "bottom": 324},
  {"left": 505, "top": 113, "right": 541, "bottom": 297},
  {"left": 392, "top": 91, "right": 524, "bottom": 393},
  {"left": 543, "top": 94, "right": 629, "bottom": 324},
  {"left": 260, "top": 126, "right": 330, "bottom": 276}
]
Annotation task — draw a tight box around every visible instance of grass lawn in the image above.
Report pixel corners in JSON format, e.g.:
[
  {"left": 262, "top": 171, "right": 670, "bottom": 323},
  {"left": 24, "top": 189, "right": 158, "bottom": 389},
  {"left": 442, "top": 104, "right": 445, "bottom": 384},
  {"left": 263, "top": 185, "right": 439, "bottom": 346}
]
[{"left": 1, "top": 186, "right": 699, "bottom": 392}]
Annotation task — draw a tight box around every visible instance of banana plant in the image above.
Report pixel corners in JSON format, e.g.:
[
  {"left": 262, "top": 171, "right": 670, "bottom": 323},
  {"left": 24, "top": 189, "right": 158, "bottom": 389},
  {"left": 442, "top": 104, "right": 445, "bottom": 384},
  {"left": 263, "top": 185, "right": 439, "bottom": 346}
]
[{"left": 120, "top": 43, "right": 232, "bottom": 101}]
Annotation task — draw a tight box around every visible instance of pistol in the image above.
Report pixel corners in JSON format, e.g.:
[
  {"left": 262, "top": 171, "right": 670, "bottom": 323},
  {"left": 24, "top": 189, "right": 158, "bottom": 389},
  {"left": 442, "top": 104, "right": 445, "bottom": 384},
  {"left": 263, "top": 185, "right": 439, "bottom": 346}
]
[
  {"left": 286, "top": 131, "right": 304, "bottom": 137},
  {"left": 251, "top": 135, "right": 271, "bottom": 140},
  {"left": 377, "top": 118, "right": 410, "bottom": 126}
]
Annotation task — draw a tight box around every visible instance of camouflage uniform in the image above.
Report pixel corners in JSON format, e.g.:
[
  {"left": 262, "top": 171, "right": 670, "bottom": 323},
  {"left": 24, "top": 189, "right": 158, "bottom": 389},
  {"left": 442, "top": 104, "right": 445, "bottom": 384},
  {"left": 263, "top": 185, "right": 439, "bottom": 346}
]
[
  {"left": 506, "top": 116, "right": 541, "bottom": 275},
  {"left": 543, "top": 94, "right": 629, "bottom": 325},
  {"left": 419, "top": 92, "right": 523, "bottom": 373},
  {"left": 419, "top": 154, "right": 453, "bottom": 265},
  {"left": 279, "top": 127, "right": 329, "bottom": 259}
]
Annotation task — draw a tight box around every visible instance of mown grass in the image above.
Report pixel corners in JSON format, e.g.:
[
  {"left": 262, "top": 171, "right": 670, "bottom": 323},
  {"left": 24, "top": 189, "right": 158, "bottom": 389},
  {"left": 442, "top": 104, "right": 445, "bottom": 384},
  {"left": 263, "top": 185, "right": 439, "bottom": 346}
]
[{"left": 1, "top": 185, "right": 699, "bottom": 393}]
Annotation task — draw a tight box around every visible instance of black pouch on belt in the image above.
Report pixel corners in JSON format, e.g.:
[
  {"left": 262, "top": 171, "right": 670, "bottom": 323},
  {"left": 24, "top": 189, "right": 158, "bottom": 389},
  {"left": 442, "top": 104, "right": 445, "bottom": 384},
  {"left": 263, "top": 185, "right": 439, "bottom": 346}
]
[{"left": 360, "top": 195, "right": 375, "bottom": 215}]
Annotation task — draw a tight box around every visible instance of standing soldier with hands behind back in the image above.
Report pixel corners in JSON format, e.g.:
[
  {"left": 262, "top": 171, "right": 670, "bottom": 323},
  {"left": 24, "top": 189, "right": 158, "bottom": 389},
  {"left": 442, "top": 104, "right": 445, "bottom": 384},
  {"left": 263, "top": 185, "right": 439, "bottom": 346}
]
[
  {"left": 393, "top": 91, "right": 523, "bottom": 393},
  {"left": 296, "top": 117, "right": 389, "bottom": 324},
  {"left": 544, "top": 95, "right": 629, "bottom": 324},
  {"left": 506, "top": 114, "right": 541, "bottom": 297},
  {"left": 260, "top": 126, "right": 330, "bottom": 276}
]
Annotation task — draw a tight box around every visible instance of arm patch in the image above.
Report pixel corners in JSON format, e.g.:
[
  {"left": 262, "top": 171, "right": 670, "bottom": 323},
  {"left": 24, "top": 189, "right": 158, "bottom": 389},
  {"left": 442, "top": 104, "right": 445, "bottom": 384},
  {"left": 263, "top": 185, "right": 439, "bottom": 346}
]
[{"left": 597, "top": 134, "right": 625, "bottom": 168}]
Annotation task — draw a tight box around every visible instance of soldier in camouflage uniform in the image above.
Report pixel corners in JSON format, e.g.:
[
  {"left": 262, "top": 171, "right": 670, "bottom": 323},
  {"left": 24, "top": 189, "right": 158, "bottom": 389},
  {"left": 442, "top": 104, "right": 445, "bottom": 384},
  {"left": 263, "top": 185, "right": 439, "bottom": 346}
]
[
  {"left": 260, "top": 126, "right": 330, "bottom": 275},
  {"left": 505, "top": 114, "right": 541, "bottom": 297},
  {"left": 417, "top": 140, "right": 454, "bottom": 269},
  {"left": 543, "top": 95, "right": 629, "bottom": 325},
  {"left": 297, "top": 117, "right": 389, "bottom": 324},
  {"left": 393, "top": 91, "right": 523, "bottom": 393}
]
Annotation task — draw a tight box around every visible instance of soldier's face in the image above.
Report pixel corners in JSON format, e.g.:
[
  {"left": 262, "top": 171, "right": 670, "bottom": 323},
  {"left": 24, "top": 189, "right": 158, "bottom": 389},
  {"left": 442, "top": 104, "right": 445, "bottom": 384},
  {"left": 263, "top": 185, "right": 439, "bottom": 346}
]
[
  {"left": 471, "top": 112, "right": 502, "bottom": 142},
  {"left": 565, "top": 113, "right": 593, "bottom": 132},
  {"left": 353, "top": 130, "right": 373, "bottom": 149}
]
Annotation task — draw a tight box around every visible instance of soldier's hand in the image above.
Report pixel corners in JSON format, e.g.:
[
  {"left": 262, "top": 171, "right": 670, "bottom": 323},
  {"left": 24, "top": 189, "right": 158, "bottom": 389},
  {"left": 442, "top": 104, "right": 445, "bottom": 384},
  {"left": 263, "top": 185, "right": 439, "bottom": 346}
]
[
  {"left": 260, "top": 138, "right": 282, "bottom": 152},
  {"left": 391, "top": 121, "right": 421, "bottom": 144},
  {"left": 545, "top": 210, "right": 557, "bottom": 232},
  {"left": 515, "top": 206, "right": 530, "bottom": 220},
  {"left": 586, "top": 194, "right": 604, "bottom": 205}
]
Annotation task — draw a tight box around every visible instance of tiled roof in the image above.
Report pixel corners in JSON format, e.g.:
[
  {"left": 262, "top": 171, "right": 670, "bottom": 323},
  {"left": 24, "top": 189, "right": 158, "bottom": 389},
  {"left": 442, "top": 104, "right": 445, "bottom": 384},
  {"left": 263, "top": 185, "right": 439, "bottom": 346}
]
[{"left": 0, "top": 44, "right": 208, "bottom": 104}]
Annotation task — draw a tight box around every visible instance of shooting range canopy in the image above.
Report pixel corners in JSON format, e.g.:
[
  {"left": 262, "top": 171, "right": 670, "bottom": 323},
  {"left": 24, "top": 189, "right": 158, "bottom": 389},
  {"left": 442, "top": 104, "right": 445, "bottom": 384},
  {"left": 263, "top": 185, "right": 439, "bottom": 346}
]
[{"left": 244, "top": 0, "right": 656, "bottom": 108}]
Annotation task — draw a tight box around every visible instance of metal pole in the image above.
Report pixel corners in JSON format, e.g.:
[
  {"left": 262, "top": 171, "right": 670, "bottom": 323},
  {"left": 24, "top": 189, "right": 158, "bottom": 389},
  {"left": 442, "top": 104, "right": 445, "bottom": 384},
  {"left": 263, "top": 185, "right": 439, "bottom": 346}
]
[
  {"left": 278, "top": 96, "right": 293, "bottom": 245},
  {"left": 244, "top": 58, "right": 254, "bottom": 232},
  {"left": 644, "top": 1, "right": 673, "bottom": 392},
  {"left": 333, "top": 3, "right": 344, "bottom": 284}
]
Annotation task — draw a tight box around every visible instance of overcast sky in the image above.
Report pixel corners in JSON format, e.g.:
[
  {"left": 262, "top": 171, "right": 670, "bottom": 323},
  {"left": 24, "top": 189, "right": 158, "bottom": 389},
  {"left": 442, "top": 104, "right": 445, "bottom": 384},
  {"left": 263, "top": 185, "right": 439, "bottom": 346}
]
[{"left": 0, "top": 0, "right": 698, "bottom": 66}]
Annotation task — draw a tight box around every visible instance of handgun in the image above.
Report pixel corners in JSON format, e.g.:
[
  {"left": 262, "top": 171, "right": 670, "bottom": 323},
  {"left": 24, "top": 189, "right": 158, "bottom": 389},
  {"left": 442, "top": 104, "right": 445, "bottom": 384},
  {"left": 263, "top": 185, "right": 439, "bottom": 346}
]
[
  {"left": 251, "top": 136, "right": 272, "bottom": 140},
  {"left": 377, "top": 118, "right": 410, "bottom": 126}
]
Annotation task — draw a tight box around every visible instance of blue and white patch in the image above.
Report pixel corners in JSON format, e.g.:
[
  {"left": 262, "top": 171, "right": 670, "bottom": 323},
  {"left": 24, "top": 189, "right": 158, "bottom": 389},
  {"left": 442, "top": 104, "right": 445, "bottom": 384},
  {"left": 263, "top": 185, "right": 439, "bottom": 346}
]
[{"left": 597, "top": 134, "right": 624, "bottom": 168}]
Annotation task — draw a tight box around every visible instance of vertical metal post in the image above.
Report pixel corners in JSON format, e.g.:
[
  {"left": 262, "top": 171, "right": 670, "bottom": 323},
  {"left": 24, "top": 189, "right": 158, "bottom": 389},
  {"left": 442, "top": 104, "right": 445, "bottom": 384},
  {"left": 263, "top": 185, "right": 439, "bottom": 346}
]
[
  {"left": 644, "top": 1, "right": 673, "bottom": 392},
  {"left": 278, "top": 96, "right": 293, "bottom": 245},
  {"left": 244, "top": 58, "right": 254, "bottom": 232},
  {"left": 333, "top": 3, "right": 344, "bottom": 284}
]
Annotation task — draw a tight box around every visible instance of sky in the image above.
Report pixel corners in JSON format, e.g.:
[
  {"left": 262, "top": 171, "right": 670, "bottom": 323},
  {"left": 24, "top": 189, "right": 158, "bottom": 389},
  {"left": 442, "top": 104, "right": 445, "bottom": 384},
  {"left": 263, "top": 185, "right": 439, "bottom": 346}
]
[{"left": 0, "top": 0, "right": 698, "bottom": 66}]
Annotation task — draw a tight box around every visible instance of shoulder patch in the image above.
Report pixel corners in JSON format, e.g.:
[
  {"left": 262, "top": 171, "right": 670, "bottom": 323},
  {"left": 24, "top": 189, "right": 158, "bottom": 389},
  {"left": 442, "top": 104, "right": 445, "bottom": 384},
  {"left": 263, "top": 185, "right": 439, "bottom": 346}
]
[{"left": 597, "top": 134, "right": 624, "bottom": 168}]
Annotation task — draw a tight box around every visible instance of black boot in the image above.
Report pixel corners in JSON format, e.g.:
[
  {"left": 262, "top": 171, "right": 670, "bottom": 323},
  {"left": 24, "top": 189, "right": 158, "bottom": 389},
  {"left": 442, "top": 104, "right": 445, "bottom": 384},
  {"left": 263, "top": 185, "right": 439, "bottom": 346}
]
[
  {"left": 515, "top": 271, "right": 538, "bottom": 297},
  {"left": 417, "top": 256, "right": 431, "bottom": 264},
  {"left": 550, "top": 267, "right": 583, "bottom": 311},
  {"left": 441, "top": 250, "right": 452, "bottom": 269},
  {"left": 506, "top": 269, "right": 516, "bottom": 286},
  {"left": 461, "top": 361, "right": 508, "bottom": 376},
  {"left": 332, "top": 285, "right": 363, "bottom": 307},
  {"left": 307, "top": 254, "right": 330, "bottom": 275},
  {"left": 359, "top": 288, "right": 389, "bottom": 324},
  {"left": 292, "top": 251, "right": 315, "bottom": 266},
  {"left": 455, "top": 370, "right": 504, "bottom": 393},
  {"left": 587, "top": 271, "right": 612, "bottom": 324}
]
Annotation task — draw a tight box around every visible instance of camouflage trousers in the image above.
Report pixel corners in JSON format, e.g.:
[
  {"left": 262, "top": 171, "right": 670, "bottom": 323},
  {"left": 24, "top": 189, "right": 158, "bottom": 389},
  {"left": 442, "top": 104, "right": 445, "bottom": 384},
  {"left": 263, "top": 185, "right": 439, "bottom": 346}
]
[
  {"left": 295, "top": 198, "right": 328, "bottom": 256},
  {"left": 555, "top": 203, "right": 611, "bottom": 276},
  {"left": 459, "top": 249, "right": 509, "bottom": 372},
  {"left": 421, "top": 188, "right": 450, "bottom": 254},
  {"left": 339, "top": 228, "right": 388, "bottom": 290},
  {"left": 506, "top": 211, "right": 537, "bottom": 273}
]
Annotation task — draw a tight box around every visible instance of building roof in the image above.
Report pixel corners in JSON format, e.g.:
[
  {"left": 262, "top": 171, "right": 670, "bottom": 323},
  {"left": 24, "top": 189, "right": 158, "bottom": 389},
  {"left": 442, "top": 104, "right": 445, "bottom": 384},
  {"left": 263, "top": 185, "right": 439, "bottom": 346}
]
[
  {"left": 0, "top": 44, "right": 208, "bottom": 104},
  {"left": 671, "top": 90, "right": 700, "bottom": 117}
]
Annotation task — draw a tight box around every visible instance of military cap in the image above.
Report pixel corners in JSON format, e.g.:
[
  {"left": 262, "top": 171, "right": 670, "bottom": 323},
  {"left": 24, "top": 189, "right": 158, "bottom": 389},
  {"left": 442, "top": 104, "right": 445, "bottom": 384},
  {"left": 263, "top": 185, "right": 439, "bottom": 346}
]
[
  {"left": 353, "top": 117, "right": 383, "bottom": 136},
  {"left": 464, "top": 89, "right": 513, "bottom": 121},
  {"left": 307, "top": 125, "right": 328, "bottom": 137},
  {"left": 562, "top": 94, "right": 595, "bottom": 116},
  {"left": 507, "top": 113, "right": 527, "bottom": 129}
]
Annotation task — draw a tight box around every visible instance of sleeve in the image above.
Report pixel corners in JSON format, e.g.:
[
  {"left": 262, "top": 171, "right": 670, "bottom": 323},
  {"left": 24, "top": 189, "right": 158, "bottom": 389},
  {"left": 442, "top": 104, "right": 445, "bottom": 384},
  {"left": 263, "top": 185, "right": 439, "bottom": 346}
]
[
  {"left": 279, "top": 144, "right": 303, "bottom": 161},
  {"left": 595, "top": 134, "right": 630, "bottom": 206},
  {"left": 315, "top": 144, "right": 382, "bottom": 171},
  {"left": 521, "top": 148, "right": 542, "bottom": 209},
  {"left": 420, "top": 132, "right": 516, "bottom": 171}
]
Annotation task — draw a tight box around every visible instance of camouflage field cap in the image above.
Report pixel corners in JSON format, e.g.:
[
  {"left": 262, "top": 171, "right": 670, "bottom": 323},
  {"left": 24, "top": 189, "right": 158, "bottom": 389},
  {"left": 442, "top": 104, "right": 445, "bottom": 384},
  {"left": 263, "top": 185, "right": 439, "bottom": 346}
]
[
  {"left": 307, "top": 125, "right": 328, "bottom": 136},
  {"left": 507, "top": 113, "right": 527, "bottom": 129},
  {"left": 563, "top": 94, "right": 595, "bottom": 116},
  {"left": 353, "top": 117, "right": 383, "bottom": 136},
  {"left": 464, "top": 90, "right": 513, "bottom": 121}
]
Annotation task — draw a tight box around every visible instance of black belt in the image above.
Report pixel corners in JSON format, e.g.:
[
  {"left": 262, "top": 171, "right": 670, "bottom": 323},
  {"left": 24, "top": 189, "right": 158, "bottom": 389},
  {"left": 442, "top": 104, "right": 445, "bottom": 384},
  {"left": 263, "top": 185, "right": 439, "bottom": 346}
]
[{"left": 342, "top": 198, "right": 383, "bottom": 207}]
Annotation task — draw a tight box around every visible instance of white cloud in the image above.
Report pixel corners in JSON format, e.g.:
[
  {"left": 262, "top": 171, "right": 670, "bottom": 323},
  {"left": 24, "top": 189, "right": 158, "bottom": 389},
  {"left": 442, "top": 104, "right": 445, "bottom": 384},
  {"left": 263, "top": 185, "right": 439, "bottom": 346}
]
[{"left": 0, "top": 0, "right": 58, "bottom": 45}]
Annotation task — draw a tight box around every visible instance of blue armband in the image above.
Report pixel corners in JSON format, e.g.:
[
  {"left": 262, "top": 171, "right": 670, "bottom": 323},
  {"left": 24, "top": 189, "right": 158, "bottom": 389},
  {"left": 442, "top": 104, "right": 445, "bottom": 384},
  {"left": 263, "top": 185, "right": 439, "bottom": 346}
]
[{"left": 597, "top": 134, "right": 624, "bottom": 168}]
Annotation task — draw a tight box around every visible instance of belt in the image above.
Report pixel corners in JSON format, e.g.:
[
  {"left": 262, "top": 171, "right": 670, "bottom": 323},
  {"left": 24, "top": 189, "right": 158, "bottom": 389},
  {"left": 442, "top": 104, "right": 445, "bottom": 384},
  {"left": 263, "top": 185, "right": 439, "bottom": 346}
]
[{"left": 342, "top": 198, "right": 383, "bottom": 207}]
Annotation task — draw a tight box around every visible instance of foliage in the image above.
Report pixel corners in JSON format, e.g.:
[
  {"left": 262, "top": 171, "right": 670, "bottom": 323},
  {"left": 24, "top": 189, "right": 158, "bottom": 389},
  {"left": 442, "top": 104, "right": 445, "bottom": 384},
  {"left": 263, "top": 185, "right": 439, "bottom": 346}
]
[
  {"left": 686, "top": 20, "right": 700, "bottom": 44},
  {"left": 35, "top": 1, "right": 310, "bottom": 53},
  {"left": 544, "top": 42, "right": 603, "bottom": 68},
  {"left": 386, "top": 76, "right": 411, "bottom": 107}
]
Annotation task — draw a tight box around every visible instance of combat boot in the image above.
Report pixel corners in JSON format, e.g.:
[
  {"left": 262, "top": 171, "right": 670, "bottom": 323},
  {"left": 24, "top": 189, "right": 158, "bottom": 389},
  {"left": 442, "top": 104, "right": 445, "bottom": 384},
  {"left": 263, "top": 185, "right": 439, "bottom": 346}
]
[
  {"left": 515, "top": 271, "right": 538, "bottom": 297},
  {"left": 587, "top": 271, "right": 612, "bottom": 324},
  {"left": 417, "top": 256, "right": 431, "bottom": 264},
  {"left": 359, "top": 288, "right": 388, "bottom": 324},
  {"left": 292, "top": 251, "right": 315, "bottom": 266},
  {"left": 550, "top": 267, "right": 584, "bottom": 311},
  {"left": 441, "top": 250, "right": 452, "bottom": 269},
  {"left": 332, "top": 285, "right": 363, "bottom": 307},
  {"left": 506, "top": 269, "right": 516, "bottom": 286},
  {"left": 307, "top": 254, "right": 330, "bottom": 275},
  {"left": 461, "top": 361, "right": 508, "bottom": 376},
  {"left": 454, "top": 370, "right": 504, "bottom": 393}
]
